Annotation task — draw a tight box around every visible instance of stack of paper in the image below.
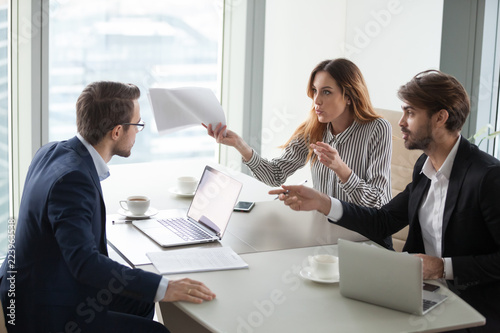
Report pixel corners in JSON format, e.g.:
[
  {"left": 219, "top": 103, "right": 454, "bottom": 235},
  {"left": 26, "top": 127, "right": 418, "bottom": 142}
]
[
  {"left": 146, "top": 246, "right": 248, "bottom": 275},
  {"left": 148, "top": 87, "right": 226, "bottom": 135}
]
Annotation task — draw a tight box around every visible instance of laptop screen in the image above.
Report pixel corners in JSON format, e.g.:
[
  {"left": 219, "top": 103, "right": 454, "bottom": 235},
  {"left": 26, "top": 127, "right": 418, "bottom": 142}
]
[{"left": 187, "top": 166, "right": 242, "bottom": 238}]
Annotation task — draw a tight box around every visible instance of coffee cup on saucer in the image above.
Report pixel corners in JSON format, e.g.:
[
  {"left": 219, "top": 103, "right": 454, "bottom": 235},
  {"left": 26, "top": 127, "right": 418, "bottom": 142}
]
[
  {"left": 177, "top": 176, "right": 198, "bottom": 195},
  {"left": 119, "top": 195, "right": 150, "bottom": 215},
  {"left": 308, "top": 254, "right": 339, "bottom": 279}
]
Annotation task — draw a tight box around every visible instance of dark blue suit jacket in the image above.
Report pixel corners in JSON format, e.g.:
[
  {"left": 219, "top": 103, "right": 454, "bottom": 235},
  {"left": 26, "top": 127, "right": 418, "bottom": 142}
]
[
  {"left": 0, "top": 137, "right": 162, "bottom": 332},
  {"left": 333, "top": 136, "right": 500, "bottom": 329}
]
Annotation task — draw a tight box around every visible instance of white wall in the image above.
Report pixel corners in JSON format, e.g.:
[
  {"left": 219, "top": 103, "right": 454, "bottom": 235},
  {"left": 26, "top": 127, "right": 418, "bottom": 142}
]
[
  {"left": 347, "top": 0, "right": 443, "bottom": 110},
  {"left": 259, "top": 0, "right": 443, "bottom": 185},
  {"left": 261, "top": 0, "right": 347, "bottom": 185}
]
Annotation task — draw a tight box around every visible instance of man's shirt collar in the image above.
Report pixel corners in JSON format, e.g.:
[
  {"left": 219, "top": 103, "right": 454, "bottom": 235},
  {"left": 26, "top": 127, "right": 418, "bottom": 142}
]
[
  {"left": 76, "top": 133, "right": 110, "bottom": 181},
  {"left": 421, "top": 136, "right": 461, "bottom": 180}
]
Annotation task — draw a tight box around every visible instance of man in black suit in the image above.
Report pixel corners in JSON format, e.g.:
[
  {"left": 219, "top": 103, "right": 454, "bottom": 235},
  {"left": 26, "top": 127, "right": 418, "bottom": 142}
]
[{"left": 271, "top": 70, "right": 500, "bottom": 332}]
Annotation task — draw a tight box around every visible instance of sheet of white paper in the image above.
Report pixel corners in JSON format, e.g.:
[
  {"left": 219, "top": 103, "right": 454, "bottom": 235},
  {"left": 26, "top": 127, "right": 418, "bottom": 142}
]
[
  {"left": 148, "top": 87, "right": 226, "bottom": 135},
  {"left": 146, "top": 246, "right": 248, "bottom": 275}
]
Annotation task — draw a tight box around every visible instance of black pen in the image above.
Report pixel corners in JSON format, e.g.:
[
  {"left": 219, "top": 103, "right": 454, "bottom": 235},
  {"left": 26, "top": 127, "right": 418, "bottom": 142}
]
[
  {"left": 112, "top": 220, "right": 132, "bottom": 224},
  {"left": 274, "top": 180, "right": 308, "bottom": 200}
]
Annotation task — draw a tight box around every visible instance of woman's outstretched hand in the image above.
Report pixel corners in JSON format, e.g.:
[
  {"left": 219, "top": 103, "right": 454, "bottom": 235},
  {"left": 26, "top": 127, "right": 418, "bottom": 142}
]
[{"left": 203, "top": 122, "right": 254, "bottom": 161}]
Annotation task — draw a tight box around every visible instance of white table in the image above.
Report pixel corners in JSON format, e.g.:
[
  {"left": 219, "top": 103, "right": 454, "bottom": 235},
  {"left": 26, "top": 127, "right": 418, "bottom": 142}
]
[
  {"left": 160, "top": 245, "right": 485, "bottom": 333},
  {"left": 104, "top": 163, "right": 485, "bottom": 332}
]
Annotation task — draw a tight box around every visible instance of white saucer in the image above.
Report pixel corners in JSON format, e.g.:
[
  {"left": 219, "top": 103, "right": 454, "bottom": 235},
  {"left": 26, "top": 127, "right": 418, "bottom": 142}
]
[
  {"left": 169, "top": 187, "right": 195, "bottom": 198},
  {"left": 299, "top": 266, "right": 339, "bottom": 284},
  {"left": 117, "top": 207, "right": 158, "bottom": 219}
]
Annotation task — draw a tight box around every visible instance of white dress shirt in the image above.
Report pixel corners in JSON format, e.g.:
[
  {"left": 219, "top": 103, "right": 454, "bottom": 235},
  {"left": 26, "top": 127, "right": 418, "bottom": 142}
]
[
  {"left": 418, "top": 137, "right": 460, "bottom": 279},
  {"left": 76, "top": 134, "right": 169, "bottom": 301}
]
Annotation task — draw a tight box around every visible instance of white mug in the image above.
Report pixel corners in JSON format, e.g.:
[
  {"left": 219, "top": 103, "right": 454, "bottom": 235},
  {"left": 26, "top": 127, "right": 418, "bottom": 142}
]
[
  {"left": 177, "top": 176, "right": 198, "bottom": 194},
  {"left": 119, "top": 195, "right": 150, "bottom": 215},
  {"left": 308, "top": 254, "right": 339, "bottom": 279}
]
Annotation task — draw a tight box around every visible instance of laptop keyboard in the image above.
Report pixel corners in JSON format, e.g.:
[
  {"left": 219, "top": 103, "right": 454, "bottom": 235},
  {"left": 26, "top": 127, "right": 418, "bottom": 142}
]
[
  {"left": 423, "top": 299, "right": 438, "bottom": 311},
  {"left": 158, "top": 218, "right": 212, "bottom": 241}
]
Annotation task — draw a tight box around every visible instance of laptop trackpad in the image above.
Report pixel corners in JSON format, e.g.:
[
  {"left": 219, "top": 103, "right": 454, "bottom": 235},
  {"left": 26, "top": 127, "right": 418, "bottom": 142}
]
[
  {"left": 153, "top": 227, "right": 186, "bottom": 243},
  {"left": 132, "top": 219, "right": 160, "bottom": 229},
  {"left": 132, "top": 220, "right": 186, "bottom": 245}
]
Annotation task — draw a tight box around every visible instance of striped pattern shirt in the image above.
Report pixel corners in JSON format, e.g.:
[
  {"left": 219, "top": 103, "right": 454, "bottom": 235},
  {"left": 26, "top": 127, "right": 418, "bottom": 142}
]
[{"left": 244, "top": 118, "right": 392, "bottom": 208}]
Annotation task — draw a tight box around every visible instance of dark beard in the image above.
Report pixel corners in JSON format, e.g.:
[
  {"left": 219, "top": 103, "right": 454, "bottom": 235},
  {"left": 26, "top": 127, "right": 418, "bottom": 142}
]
[
  {"left": 405, "top": 135, "right": 432, "bottom": 150},
  {"left": 402, "top": 120, "right": 433, "bottom": 150}
]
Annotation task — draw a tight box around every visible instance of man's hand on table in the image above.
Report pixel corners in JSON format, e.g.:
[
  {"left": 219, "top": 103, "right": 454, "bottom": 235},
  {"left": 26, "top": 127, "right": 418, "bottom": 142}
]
[{"left": 161, "top": 278, "right": 216, "bottom": 304}]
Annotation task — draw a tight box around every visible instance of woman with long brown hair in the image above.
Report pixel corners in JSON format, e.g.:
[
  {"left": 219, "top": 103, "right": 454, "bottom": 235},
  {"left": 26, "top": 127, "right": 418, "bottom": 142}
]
[{"left": 206, "top": 58, "right": 392, "bottom": 211}]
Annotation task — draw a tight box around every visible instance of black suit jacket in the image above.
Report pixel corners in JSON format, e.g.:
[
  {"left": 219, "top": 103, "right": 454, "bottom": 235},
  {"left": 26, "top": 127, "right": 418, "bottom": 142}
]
[{"left": 333, "top": 136, "right": 500, "bottom": 328}]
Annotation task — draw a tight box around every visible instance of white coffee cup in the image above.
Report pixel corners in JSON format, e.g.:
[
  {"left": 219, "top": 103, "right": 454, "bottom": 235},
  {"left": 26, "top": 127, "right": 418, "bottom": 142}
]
[
  {"left": 119, "top": 195, "right": 150, "bottom": 215},
  {"left": 308, "top": 254, "right": 339, "bottom": 279},
  {"left": 177, "top": 176, "right": 198, "bottom": 194}
]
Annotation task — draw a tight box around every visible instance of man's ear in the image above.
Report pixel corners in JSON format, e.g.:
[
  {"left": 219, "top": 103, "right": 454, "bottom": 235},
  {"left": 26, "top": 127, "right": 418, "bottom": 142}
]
[
  {"left": 434, "top": 109, "right": 449, "bottom": 128},
  {"left": 110, "top": 125, "right": 122, "bottom": 141}
]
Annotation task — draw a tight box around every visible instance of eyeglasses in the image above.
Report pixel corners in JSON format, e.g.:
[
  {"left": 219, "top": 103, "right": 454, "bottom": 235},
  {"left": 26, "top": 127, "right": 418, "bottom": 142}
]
[{"left": 122, "top": 119, "right": 145, "bottom": 132}]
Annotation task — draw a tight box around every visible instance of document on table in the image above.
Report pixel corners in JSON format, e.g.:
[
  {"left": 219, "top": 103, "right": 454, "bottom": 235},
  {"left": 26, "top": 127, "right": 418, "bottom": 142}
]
[
  {"left": 148, "top": 87, "right": 226, "bottom": 135},
  {"left": 146, "top": 246, "right": 248, "bottom": 275}
]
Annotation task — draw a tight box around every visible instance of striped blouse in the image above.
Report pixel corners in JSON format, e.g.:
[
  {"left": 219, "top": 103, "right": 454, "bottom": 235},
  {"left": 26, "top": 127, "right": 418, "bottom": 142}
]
[{"left": 244, "top": 118, "right": 392, "bottom": 208}]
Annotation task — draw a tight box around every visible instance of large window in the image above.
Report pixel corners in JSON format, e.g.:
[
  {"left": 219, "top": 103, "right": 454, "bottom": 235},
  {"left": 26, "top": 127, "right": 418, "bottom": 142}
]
[
  {"left": 48, "top": 0, "right": 223, "bottom": 164},
  {"left": 0, "top": 0, "right": 8, "bottom": 258}
]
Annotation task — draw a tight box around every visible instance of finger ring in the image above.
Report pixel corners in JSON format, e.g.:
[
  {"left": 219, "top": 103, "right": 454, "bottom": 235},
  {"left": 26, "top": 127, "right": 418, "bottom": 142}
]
[{"left": 187, "top": 289, "right": 192, "bottom": 295}]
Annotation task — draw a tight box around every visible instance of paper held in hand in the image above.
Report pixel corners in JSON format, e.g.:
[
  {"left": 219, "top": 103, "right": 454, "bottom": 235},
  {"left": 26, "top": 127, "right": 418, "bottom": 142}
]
[
  {"left": 148, "top": 87, "right": 226, "bottom": 135},
  {"left": 146, "top": 246, "right": 248, "bottom": 275}
]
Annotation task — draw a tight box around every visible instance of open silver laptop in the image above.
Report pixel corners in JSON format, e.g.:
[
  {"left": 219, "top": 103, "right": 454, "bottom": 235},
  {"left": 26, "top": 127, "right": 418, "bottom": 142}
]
[
  {"left": 132, "top": 166, "right": 242, "bottom": 247},
  {"left": 338, "top": 239, "right": 447, "bottom": 316}
]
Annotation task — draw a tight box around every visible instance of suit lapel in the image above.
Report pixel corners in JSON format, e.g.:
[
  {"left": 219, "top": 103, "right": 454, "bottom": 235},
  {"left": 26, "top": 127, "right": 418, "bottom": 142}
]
[
  {"left": 401, "top": 157, "right": 431, "bottom": 253},
  {"left": 441, "top": 137, "right": 472, "bottom": 251},
  {"left": 407, "top": 155, "right": 430, "bottom": 222},
  {"left": 408, "top": 174, "right": 430, "bottom": 222},
  {"left": 67, "top": 136, "right": 108, "bottom": 255},
  {"left": 407, "top": 171, "right": 430, "bottom": 252}
]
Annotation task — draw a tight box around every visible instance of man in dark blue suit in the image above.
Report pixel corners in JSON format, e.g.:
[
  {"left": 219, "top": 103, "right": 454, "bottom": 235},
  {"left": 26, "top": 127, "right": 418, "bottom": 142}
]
[
  {"left": 271, "top": 70, "right": 500, "bottom": 332},
  {"left": 0, "top": 81, "right": 216, "bottom": 332}
]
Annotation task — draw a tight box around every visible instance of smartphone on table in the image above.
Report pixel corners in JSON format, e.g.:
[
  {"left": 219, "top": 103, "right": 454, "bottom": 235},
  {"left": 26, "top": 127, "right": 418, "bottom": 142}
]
[
  {"left": 233, "top": 201, "right": 255, "bottom": 212},
  {"left": 423, "top": 282, "right": 440, "bottom": 292}
]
